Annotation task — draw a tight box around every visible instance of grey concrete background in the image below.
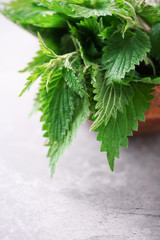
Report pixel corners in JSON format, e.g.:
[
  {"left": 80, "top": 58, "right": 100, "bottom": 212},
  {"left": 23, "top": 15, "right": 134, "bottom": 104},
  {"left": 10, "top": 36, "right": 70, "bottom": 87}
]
[{"left": 0, "top": 11, "right": 160, "bottom": 240}]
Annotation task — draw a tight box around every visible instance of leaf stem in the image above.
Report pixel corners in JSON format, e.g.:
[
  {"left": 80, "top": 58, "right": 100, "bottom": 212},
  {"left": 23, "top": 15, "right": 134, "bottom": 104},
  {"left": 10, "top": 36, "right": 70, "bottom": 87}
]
[{"left": 137, "top": 15, "right": 151, "bottom": 32}]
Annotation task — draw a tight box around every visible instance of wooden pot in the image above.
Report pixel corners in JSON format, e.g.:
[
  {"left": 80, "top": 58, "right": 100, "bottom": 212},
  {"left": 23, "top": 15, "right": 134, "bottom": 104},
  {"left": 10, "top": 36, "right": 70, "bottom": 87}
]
[{"left": 136, "top": 85, "right": 160, "bottom": 135}]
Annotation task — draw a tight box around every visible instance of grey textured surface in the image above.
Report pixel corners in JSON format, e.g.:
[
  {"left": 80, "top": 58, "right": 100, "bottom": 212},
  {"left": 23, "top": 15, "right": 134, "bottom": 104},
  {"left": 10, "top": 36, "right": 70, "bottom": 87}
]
[{"left": 0, "top": 14, "right": 160, "bottom": 240}]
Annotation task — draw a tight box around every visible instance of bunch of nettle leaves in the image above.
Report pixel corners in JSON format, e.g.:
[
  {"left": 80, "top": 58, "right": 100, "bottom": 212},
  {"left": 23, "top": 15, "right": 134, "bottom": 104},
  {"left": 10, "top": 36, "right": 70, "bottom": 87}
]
[{"left": 1, "top": 0, "right": 160, "bottom": 174}]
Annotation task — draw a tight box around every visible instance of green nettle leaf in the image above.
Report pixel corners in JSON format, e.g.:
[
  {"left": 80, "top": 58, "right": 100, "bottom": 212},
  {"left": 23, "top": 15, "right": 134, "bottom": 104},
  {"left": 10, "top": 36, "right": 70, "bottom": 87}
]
[
  {"left": 1, "top": 0, "right": 67, "bottom": 28},
  {"left": 68, "top": 3, "right": 113, "bottom": 18},
  {"left": 90, "top": 69, "right": 135, "bottom": 131},
  {"left": 38, "top": 32, "right": 57, "bottom": 57},
  {"left": 19, "top": 64, "right": 46, "bottom": 96},
  {"left": 62, "top": 67, "right": 87, "bottom": 97},
  {"left": 132, "top": 76, "right": 160, "bottom": 84},
  {"left": 2, "top": 0, "right": 160, "bottom": 174},
  {"left": 137, "top": 2, "right": 160, "bottom": 26},
  {"left": 93, "top": 82, "right": 154, "bottom": 170},
  {"left": 102, "top": 30, "right": 151, "bottom": 82},
  {"left": 20, "top": 50, "right": 52, "bottom": 72},
  {"left": 39, "top": 69, "right": 89, "bottom": 174},
  {"left": 38, "top": 0, "right": 114, "bottom": 18},
  {"left": 69, "top": 18, "right": 103, "bottom": 63}
]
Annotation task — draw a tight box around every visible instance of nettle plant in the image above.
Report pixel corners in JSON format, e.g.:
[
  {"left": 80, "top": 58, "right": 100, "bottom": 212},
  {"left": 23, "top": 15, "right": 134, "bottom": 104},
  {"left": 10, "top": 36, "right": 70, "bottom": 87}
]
[{"left": 1, "top": 0, "right": 160, "bottom": 174}]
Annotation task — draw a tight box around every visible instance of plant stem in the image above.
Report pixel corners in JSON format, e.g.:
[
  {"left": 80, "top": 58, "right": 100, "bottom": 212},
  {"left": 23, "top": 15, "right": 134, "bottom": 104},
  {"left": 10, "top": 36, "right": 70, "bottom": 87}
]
[{"left": 137, "top": 15, "right": 151, "bottom": 32}]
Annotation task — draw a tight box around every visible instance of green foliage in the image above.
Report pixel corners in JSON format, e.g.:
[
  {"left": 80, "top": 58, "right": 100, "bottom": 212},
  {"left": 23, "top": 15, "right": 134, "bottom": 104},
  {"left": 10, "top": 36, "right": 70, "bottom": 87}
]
[
  {"left": 91, "top": 69, "right": 154, "bottom": 170},
  {"left": 102, "top": 30, "right": 151, "bottom": 82},
  {"left": 20, "top": 50, "right": 52, "bottom": 72},
  {"left": 37, "top": 0, "right": 113, "bottom": 18},
  {"left": 2, "top": 0, "right": 160, "bottom": 174},
  {"left": 39, "top": 69, "right": 89, "bottom": 174},
  {"left": 62, "top": 68, "right": 87, "bottom": 97},
  {"left": 1, "top": 0, "right": 67, "bottom": 28},
  {"left": 90, "top": 69, "right": 135, "bottom": 131}
]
